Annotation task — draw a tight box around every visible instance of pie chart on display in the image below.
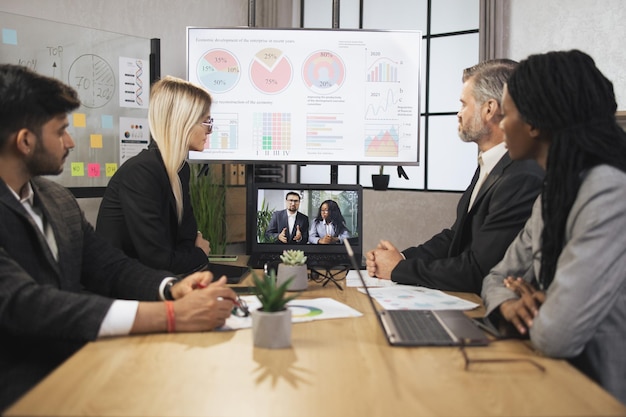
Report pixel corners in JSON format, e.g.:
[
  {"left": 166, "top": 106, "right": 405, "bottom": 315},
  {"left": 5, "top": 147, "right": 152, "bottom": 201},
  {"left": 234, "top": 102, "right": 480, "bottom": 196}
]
[
  {"left": 249, "top": 47, "right": 293, "bottom": 94},
  {"left": 302, "top": 50, "right": 346, "bottom": 95},
  {"left": 196, "top": 49, "right": 241, "bottom": 93}
]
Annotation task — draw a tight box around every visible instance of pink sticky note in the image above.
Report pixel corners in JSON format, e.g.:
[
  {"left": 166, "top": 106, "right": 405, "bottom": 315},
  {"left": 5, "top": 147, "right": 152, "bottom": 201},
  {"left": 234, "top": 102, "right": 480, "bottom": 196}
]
[{"left": 87, "top": 163, "right": 101, "bottom": 177}]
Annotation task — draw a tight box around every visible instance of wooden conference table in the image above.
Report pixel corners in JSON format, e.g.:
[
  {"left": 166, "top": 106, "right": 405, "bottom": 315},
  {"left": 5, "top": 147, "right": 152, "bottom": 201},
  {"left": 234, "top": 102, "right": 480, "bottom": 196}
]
[{"left": 5, "top": 265, "right": 626, "bottom": 417}]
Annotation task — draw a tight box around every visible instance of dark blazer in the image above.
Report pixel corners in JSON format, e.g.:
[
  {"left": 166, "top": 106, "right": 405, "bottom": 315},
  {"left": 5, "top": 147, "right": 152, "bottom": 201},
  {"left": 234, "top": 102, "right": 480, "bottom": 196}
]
[
  {"left": 96, "top": 142, "right": 208, "bottom": 275},
  {"left": 265, "top": 209, "right": 309, "bottom": 244},
  {"left": 392, "top": 153, "right": 544, "bottom": 294},
  {"left": 0, "top": 177, "right": 169, "bottom": 411}
]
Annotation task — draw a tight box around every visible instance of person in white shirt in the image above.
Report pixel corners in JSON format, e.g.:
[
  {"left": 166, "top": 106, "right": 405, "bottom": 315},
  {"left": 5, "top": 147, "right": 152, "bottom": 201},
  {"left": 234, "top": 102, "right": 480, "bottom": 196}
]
[
  {"left": 0, "top": 64, "right": 237, "bottom": 412},
  {"left": 265, "top": 191, "right": 309, "bottom": 244}
]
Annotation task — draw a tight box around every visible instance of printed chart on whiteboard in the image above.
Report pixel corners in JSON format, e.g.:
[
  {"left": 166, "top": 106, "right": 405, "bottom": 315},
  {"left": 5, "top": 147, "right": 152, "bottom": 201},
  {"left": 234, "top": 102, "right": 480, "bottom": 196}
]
[{"left": 187, "top": 28, "right": 421, "bottom": 165}]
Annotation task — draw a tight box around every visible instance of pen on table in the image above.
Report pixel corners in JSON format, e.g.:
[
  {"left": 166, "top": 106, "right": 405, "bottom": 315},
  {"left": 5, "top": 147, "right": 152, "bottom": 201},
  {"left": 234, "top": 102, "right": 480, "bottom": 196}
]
[
  {"left": 217, "top": 296, "right": 243, "bottom": 308},
  {"left": 191, "top": 282, "right": 249, "bottom": 316},
  {"left": 192, "top": 283, "right": 245, "bottom": 306}
]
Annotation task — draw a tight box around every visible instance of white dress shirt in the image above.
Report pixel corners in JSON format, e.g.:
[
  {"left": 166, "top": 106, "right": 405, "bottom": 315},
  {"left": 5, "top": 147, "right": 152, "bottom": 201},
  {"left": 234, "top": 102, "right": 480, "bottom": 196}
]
[
  {"left": 468, "top": 142, "right": 507, "bottom": 210},
  {"left": 11, "top": 182, "right": 139, "bottom": 338},
  {"left": 288, "top": 212, "right": 296, "bottom": 235}
]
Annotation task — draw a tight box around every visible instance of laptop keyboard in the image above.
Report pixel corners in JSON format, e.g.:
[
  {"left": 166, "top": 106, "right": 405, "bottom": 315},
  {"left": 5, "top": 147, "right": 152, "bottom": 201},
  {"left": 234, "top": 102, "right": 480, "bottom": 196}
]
[
  {"left": 248, "top": 253, "right": 280, "bottom": 267},
  {"left": 385, "top": 310, "right": 454, "bottom": 343},
  {"left": 306, "top": 254, "right": 351, "bottom": 266}
]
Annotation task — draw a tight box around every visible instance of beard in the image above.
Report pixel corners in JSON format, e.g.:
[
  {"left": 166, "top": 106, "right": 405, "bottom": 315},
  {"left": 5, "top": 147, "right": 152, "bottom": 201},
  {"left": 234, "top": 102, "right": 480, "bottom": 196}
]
[
  {"left": 26, "top": 137, "right": 67, "bottom": 177},
  {"left": 458, "top": 112, "right": 489, "bottom": 143}
]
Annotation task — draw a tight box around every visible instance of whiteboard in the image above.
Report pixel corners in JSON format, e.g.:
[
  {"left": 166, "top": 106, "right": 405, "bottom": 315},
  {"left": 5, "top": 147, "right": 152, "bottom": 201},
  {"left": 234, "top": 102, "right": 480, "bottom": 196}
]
[
  {"left": 187, "top": 27, "right": 421, "bottom": 166},
  {"left": 0, "top": 12, "right": 152, "bottom": 190}
]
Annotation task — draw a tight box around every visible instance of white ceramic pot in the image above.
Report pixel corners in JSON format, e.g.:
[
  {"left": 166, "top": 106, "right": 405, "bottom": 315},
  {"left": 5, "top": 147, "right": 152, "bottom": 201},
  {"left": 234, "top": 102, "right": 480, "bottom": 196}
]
[
  {"left": 276, "top": 263, "right": 308, "bottom": 291},
  {"left": 251, "top": 308, "right": 292, "bottom": 349}
]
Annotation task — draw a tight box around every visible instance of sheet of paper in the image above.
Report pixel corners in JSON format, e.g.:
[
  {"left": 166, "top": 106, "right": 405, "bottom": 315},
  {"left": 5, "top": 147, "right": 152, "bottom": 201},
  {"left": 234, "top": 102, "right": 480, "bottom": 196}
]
[
  {"left": 358, "top": 285, "right": 479, "bottom": 311},
  {"left": 219, "top": 297, "right": 363, "bottom": 331},
  {"left": 346, "top": 270, "right": 397, "bottom": 287}
]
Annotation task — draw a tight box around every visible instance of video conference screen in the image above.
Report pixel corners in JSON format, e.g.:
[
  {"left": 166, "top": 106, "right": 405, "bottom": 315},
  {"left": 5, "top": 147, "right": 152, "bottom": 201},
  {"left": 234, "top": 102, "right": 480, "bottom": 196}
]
[{"left": 249, "top": 183, "right": 363, "bottom": 254}]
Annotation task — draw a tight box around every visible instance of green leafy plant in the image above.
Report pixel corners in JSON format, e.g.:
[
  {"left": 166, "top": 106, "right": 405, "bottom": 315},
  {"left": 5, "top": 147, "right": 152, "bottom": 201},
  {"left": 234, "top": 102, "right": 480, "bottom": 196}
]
[
  {"left": 251, "top": 269, "right": 299, "bottom": 312},
  {"left": 279, "top": 249, "right": 307, "bottom": 266},
  {"left": 189, "top": 164, "right": 227, "bottom": 254},
  {"left": 256, "top": 198, "right": 276, "bottom": 243}
]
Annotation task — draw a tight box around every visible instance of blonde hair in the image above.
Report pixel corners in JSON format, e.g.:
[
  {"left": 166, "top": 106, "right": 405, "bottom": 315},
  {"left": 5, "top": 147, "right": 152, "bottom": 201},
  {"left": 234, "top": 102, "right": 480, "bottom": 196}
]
[{"left": 148, "top": 76, "right": 212, "bottom": 223}]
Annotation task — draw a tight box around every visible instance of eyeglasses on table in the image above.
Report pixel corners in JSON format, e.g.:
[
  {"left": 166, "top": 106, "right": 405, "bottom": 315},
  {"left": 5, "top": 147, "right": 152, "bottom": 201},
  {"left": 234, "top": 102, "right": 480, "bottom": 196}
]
[{"left": 459, "top": 342, "right": 546, "bottom": 372}]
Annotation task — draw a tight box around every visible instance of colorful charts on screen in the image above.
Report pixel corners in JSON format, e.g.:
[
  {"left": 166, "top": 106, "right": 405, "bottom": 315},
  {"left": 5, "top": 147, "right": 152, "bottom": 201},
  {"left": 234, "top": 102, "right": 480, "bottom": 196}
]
[
  {"left": 302, "top": 50, "right": 345, "bottom": 94},
  {"left": 197, "top": 48, "right": 347, "bottom": 96},
  {"left": 364, "top": 125, "right": 400, "bottom": 157},
  {"left": 197, "top": 49, "right": 241, "bottom": 93},
  {"left": 249, "top": 47, "right": 292, "bottom": 94}
]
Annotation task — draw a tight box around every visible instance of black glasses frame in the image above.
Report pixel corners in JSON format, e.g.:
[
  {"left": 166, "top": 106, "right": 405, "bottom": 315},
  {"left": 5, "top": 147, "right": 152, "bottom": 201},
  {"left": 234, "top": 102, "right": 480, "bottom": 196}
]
[{"left": 309, "top": 265, "right": 349, "bottom": 290}]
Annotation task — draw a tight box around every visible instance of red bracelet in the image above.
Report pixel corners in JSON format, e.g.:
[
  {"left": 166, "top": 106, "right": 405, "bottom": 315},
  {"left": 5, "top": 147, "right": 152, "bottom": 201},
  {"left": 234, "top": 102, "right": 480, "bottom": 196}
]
[{"left": 165, "top": 301, "right": 176, "bottom": 333}]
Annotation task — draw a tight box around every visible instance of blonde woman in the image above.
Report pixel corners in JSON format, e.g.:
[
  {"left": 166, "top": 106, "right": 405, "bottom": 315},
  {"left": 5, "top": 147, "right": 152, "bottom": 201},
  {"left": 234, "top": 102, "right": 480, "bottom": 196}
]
[{"left": 97, "top": 76, "right": 212, "bottom": 275}]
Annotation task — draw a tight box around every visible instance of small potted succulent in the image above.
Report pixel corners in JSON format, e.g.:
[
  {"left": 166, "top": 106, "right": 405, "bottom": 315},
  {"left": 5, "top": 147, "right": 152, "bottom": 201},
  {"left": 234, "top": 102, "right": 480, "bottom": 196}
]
[
  {"left": 276, "top": 249, "right": 308, "bottom": 291},
  {"left": 371, "top": 165, "right": 390, "bottom": 190},
  {"left": 250, "top": 269, "right": 300, "bottom": 349}
]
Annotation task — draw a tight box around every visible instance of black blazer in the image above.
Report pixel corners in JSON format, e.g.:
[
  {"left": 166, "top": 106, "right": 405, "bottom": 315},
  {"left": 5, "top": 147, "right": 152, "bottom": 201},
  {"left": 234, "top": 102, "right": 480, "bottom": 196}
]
[
  {"left": 265, "top": 209, "right": 309, "bottom": 244},
  {"left": 0, "top": 177, "right": 169, "bottom": 411},
  {"left": 96, "top": 142, "right": 208, "bottom": 275},
  {"left": 392, "top": 154, "right": 544, "bottom": 294}
]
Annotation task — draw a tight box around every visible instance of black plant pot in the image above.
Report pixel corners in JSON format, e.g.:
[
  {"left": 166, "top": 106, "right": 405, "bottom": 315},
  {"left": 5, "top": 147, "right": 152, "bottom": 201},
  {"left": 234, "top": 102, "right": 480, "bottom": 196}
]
[{"left": 371, "top": 174, "right": 390, "bottom": 191}]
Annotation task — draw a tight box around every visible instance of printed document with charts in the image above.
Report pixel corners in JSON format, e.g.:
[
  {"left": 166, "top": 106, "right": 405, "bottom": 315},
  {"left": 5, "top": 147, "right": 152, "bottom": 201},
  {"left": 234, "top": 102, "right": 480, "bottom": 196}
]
[
  {"left": 346, "top": 271, "right": 478, "bottom": 311},
  {"left": 219, "top": 297, "right": 362, "bottom": 331}
]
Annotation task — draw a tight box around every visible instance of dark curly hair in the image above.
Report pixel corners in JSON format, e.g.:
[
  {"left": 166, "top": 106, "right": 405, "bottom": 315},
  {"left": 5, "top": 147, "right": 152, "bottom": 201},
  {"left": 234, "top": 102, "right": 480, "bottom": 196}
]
[
  {"left": 313, "top": 200, "right": 350, "bottom": 236},
  {"left": 507, "top": 50, "right": 626, "bottom": 289}
]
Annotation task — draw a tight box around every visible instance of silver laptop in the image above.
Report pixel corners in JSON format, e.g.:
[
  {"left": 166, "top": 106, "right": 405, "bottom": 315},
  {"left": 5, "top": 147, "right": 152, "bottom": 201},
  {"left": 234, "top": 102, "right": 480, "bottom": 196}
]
[{"left": 344, "top": 240, "right": 489, "bottom": 347}]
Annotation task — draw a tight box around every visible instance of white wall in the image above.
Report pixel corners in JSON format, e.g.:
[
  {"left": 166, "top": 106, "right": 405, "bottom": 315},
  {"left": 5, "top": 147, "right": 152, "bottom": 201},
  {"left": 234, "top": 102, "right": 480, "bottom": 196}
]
[
  {"left": 503, "top": 0, "right": 626, "bottom": 110},
  {"left": 0, "top": 0, "right": 249, "bottom": 79}
]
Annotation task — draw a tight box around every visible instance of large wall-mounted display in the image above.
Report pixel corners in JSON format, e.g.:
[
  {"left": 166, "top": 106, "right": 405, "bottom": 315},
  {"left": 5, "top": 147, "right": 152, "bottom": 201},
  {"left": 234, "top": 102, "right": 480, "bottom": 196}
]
[
  {"left": 187, "top": 27, "right": 421, "bottom": 165},
  {"left": 0, "top": 12, "right": 153, "bottom": 191}
]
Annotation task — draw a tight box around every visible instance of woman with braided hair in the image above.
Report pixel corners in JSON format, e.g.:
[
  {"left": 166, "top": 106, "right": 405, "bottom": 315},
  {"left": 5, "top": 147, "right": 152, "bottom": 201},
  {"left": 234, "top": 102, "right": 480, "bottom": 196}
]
[{"left": 481, "top": 50, "right": 626, "bottom": 404}]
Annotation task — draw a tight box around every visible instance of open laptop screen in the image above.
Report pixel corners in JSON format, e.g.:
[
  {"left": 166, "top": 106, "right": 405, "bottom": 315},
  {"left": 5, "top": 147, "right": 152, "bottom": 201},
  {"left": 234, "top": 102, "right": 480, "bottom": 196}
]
[{"left": 247, "top": 183, "right": 363, "bottom": 263}]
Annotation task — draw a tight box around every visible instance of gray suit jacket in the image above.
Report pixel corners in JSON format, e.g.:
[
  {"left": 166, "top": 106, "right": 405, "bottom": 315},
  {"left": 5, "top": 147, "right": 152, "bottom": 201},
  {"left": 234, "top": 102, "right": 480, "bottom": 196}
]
[
  {"left": 265, "top": 209, "right": 309, "bottom": 244},
  {"left": 393, "top": 154, "right": 544, "bottom": 293},
  {"left": 482, "top": 165, "right": 626, "bottom": 404},
  {"left": 0, "top": 177, "right": 170, "bottom": 411}
]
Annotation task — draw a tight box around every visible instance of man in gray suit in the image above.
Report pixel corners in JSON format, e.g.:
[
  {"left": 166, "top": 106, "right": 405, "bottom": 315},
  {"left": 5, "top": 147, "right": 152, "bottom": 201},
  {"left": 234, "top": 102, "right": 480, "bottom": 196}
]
[
  {"left": 0, "top": 64, "right": 238, "bottom": 411},
  {"left": 265, "top": 191, "right": 309, "bottom": 244}
]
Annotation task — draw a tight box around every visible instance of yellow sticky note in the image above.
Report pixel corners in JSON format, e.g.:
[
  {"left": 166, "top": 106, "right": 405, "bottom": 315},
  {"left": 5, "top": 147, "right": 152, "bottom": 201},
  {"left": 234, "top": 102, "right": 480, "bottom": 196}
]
[
  {"left": 73, "top": 113, "right": 86, "bottom": 127},
  {"left": 105, "top": 163, "right": 118, "bottom": 177},
  {"left": 71, "top": 162, "right": 85, "bottom": 176},
  {"left": 90, "top": 134, "right": 103, "bottom": 148}
]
